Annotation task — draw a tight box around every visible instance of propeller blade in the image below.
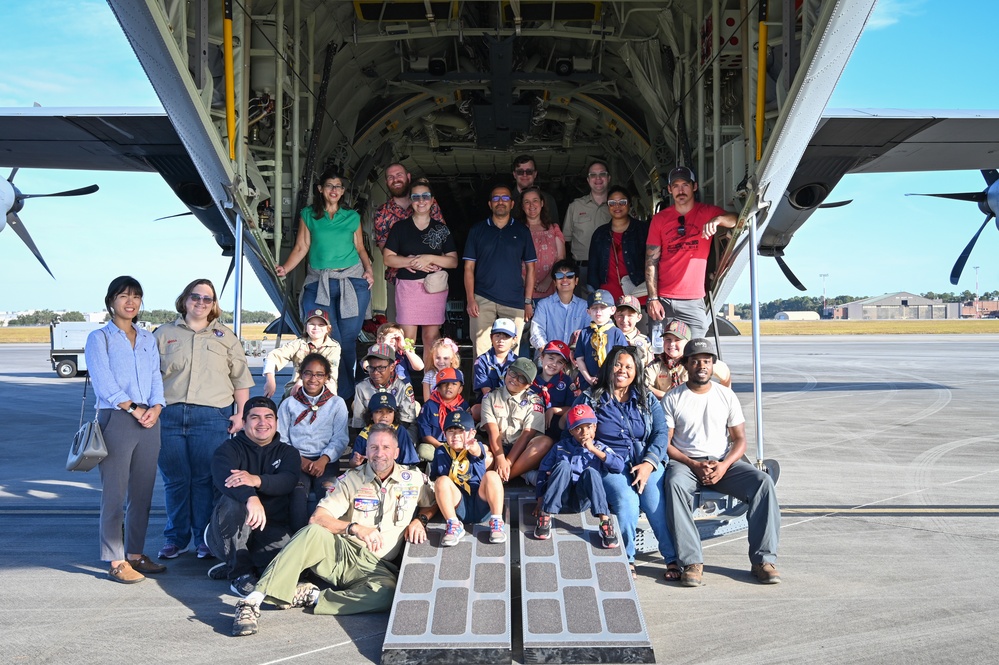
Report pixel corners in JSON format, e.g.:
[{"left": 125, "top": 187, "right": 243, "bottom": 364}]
[
  {"left": 905, "top": 191, "right": 987, "bottom": 203},
  {"left": 982, "top": 169, "right": 999, "bottom": 187},
  {"left": 153, "top": 212, "right": 194, "bottom": 221},
  {"left": 20, "top": 184, "right": 99, "bottom": 199},
  {"left": 220, "top": 256, "right": 236, "bottom": 296},
  {"left": 818, "top": 199, "right": 853, "bottom": 209},
  {"left": 950, "top": 214, "right": 994, "bottom": 285},
  {"left": 7, "top": 167, "right": 18, "bottom": 183},
  {"left": 774, "top": 255, "right": 807, "bottom": 291},
  {"left": 6, "top": 211, "right": 54, "bottom": 278}
]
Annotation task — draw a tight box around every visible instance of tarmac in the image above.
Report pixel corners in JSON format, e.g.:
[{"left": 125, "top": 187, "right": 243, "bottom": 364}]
[{"left": 2, "top": 334, "right": 998, "bottom": 664}]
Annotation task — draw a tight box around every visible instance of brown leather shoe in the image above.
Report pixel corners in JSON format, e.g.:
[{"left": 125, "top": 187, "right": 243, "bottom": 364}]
[
  {"left": 751, "top": 562, "right": 782, "bottom": 584},
  {"left": 129, "top": 554, "right": 167, "bottom": 574},
  {"left": 680, "top": 563, "right": 704, "bottom": 587},
  {"left": 109, "top": 561, "right": 145, "bottom": 584}
]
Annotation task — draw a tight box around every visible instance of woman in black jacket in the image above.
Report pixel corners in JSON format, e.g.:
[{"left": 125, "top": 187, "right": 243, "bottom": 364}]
[{"left": 586, "top": 185, "right": 648, "bottom": 304}]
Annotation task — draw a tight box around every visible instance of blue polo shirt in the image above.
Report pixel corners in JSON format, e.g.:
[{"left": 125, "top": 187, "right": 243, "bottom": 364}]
[
  {"left": 472, "top": 348, "right": 518, "bottom": 401},
  {"left": 574, "top": 325, "right": 628, "bottom": 377},
  {"left": 463, "top": 217, "right": 538, "bottom": 309}
]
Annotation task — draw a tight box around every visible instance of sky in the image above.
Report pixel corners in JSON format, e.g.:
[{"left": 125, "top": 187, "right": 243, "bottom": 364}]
[{"left": 1, "top": 0, "right": 997, "bottom": 315}]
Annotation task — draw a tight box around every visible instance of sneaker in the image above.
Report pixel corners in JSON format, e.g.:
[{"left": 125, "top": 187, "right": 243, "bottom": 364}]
[
  {"left": 196, "top": 543, "right": 214, "bottom": 559},
  {"left": 230, "top": 574, "right": 257, "bottom": 598},
  {"left": 157, "top": 543, "right": 187, "bottom": 559},
  {"left": 441, "top": 519, "right": 465, "bottom": 547},
  {"left": 680, "top": 563, "right": 705, "bottom": 588},
  {"left": 751, "top": 562, "right": 782, "bottom": 584},
  {"left": 129, "top": 554, "right": 167, "bottom": 574},
  {"left": 108, "top": 561, "right": 145, "bottom": 584},
  {"left": 488, "top": 517, "right": 507, "bottom": 544},
  {"left": 208, "top": 562, "right": 229, "bottom": 580},
  {"left": 231, "top": 600, "right": 260, "bottom": 637},
  {"left": 598, "top": 519, "right": 619, "bottom": 549},
  {"left": 534, "top": 511, "right": 552, "bottom": 540}
]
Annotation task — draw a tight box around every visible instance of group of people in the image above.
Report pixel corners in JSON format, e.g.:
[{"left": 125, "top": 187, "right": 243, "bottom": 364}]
[{"left": 82, "top": 157, "right": 782, "bottom": 641}]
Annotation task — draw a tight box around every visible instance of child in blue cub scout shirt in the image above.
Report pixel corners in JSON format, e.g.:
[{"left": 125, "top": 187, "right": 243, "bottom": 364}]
[
  {"left": 470, "top": 318, "right": 519, "bottom": 419},
  {"left": 574, "top": 289, "right": 628, "bottom": 386},
  {"left": 350, "top": 392, "right": 419, "bottom": 467},
  {"left": 534, "top": 404, "right": 622, "bottom": 549},
  {"left": 431, "top": 410, "right": 507, "bottom": 546},
  {"left": 416, "top": 367, "right": 470, "bottom": 462},
  {"left": 530, "top": 340, "right": 576, "bottom": 441}
]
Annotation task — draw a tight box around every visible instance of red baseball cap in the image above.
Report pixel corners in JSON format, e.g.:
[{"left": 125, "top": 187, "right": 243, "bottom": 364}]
[{"left": 542, "top": 340, "right": 571, "bottom": 364}]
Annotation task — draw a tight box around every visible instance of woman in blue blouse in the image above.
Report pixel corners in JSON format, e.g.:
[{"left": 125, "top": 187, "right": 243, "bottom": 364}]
[
  {"left": 276, "top": 167, "right": 374, "bottom": 399},
  {"left": 573, "top": 345, "right": 675, "bottom": 576},
  {"left": 84, "top": 276, "right": 167, "bottom": 584}
]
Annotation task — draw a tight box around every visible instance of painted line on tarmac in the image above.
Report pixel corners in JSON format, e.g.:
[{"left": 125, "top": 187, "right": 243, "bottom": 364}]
[{"left": 784, "top": 506, "right": 999, "bottom": 516}]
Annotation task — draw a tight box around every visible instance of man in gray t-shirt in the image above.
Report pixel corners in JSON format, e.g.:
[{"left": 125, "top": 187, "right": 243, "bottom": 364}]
[{"left": 662, "top": 338, "right": 782, "bottom": 587}]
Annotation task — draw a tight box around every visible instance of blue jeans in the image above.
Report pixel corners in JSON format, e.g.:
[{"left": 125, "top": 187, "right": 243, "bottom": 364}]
[
  {"left": 602, "top": 464, "right": 675, "bottom": 562},
  {"left": 303, "top": 277, "right": 371, "bottom": 400},
  {"left": 158, "top": 403, "right": 232, "bottom": 549},
  {"left": 542, "top": 463, "right": 610, "bottom": 517}
]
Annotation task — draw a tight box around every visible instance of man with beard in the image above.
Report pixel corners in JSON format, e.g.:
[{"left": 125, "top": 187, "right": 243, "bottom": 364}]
[
  {"left": 511, "top": 154, "right": 558, "bottom": 223},
  {"left": 662, "top": 338, "right": 781, "bottom": 588}
]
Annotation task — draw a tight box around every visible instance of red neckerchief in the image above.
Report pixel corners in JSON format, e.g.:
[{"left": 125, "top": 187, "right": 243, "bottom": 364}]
[
  {"left": 292, "top": 387, "right": 334, "bottom": 425},
  {"left": 430, "top": 388, "right": 465, "bottom": 433}
]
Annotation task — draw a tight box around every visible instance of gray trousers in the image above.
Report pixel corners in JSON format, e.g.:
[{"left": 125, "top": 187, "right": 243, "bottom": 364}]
[
  {"left": 207, "top": 494, "right": 293, "bottom": 580},
  {"left": 665, "top": 458, "right": 780, "bottom": 566},
  {"left": 96, "top": 409, "right": 161, "bottom": 561},
  {"left": 658, "top": 297, "right": 709, "bottom": 339}
]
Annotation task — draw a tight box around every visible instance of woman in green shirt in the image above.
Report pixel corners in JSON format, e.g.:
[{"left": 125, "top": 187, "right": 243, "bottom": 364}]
[{"left": 276, "top": 167, "right": 373, "bottom": 398}]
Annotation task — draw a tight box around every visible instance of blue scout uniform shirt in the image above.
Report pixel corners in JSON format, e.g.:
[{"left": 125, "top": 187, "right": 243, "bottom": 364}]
[
  {"left": 395, "top": 351, "right": 414, "bottom": 384},
  {"left": 417, "top": 398, "right": 471, "bottom": 443},
  {"left": 353, "top": 424, "right": 419, "bottom": 465},
  {"left": 572, "top": 391, "right": 646, "bottom": 464},
  {"left": 574, "top": 325, "right": 628, "bottom": 378},
  {"left": 472, "top": 348, "right": 519, "bottom": 400},
  {"left": 463, "top": 217, "right": 538, "bottom": 309},
  {"left": 429, "top": 443, "right": 487, "bottom": 497},
  {"left": 535, "top": 432, "right": 626, "bottom": 499},
  {"left": 530, "top": 371, "right": 574, "bottom": 409}
]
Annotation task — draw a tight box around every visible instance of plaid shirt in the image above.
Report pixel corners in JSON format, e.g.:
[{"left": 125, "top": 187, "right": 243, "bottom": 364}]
[{"left": 373, "top": 198, "right": 446, "bottom": 281}]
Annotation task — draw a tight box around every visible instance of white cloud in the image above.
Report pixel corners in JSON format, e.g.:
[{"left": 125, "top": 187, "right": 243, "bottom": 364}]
[{"left": 866, "top": 0, "right": 925, "bottom": 30}]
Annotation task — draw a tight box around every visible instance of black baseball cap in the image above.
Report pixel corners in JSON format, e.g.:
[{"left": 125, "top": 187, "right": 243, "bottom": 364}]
[{"left": 668, "top": 166, "right": 696, "bottom": 185}]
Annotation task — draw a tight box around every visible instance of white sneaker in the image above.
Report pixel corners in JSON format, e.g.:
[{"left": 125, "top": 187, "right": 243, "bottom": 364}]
[{"left": 441, "top": 519, "right": 465, "bottom": 546}]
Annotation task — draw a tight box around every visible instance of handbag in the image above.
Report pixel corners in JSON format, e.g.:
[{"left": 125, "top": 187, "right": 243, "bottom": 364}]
[
  {"left": 67, "top": 374, "right": 108, "bottom": 471},
  {"left": 612, "top": 235, "right": 648, "bottom": 298},
  {"left": 423, "top": 269, "right": 449, "bottom": 294}
]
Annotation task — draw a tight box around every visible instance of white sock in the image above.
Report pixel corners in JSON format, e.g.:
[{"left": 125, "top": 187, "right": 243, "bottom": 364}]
[
  {"left": 491, "top": 514, "right": 502, "bottom": 522},
  {"left": 244, "top": 591, "right": 265, "bottom": 606}
]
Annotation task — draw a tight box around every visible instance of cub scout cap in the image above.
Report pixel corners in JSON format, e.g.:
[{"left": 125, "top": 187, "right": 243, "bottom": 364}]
[
  {"left": 367, "top": 391, "right": 398, "bottom": 412},
  {"left": 444, "top": 410, "right": 475, "bottom": 431},
  {"left": 365, "top": 343, "right": 395, "bottom": 362},
  {"left": 305, "top": 308, "right": 330, "bottom": 325},
  {"left": 668, "top": 165, "right": 696, "bottom": 184},
  {"left": 664, "top": 319, "right": 691, "bottom": 341},
  {"left": 435, "top": 367, "right": 464, "bottom": 385},
  {"left": 491, "top": 318, "right": 517, "bottom": 337},
  {"left": 682, "top": 337, "right": 717, "bottom": 360},
  {"left": 508, "top": 357, "right": 538, "bottom": 383},
  {"left": 542, "top": 340, "right": 571, "bottom": 364},
  {"left": 567, "top": 404, "right": 598, "bottom": 430},
  {"left": 587, "top": 289, "right": 614, "bottom": 308}
]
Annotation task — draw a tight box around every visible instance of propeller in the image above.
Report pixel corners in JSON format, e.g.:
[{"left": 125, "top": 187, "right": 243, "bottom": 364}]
[
  {"left": 907, "top": 169, "right": 999, "bottom": 285},
  {"left": 1, "top": 169, "right": 100, "bottom": 278},
  {"left": 759, "top": 247, "right": 807, "bottom": 291},
  {"left": 153, "top": 212, "right": 194, "bottom": 221}
]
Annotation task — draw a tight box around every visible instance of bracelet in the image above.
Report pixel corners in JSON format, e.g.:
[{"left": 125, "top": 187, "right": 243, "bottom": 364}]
[{"left": 346, "top": 522, "right": 357, "bottom": 536}]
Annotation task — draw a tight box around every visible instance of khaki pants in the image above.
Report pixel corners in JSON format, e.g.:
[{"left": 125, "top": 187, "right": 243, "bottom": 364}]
[
  {"left": 469, "top": 294, "right": 525, "bottom": 358},
  {"left": 254, "top": 524, "right": 398, "bottom": 615}
]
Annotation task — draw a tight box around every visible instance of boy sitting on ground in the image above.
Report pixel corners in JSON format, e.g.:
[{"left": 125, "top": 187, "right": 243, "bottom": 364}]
[
  {"left": 432, "top": 410, "right": 506, "bottom": 546},
  {"left": 534, "top": 404, "right": 622, "bottom": 549},
  {"left": 417, "top": 367, "right": 470, "bottom": 462},
  {"left": 574, "top": 290, "right": 628, "bottom": 387}
]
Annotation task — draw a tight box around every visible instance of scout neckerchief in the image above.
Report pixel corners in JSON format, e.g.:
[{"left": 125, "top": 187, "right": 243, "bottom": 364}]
[
  {"left": 429, "top": 388, "right": 464, "bottom": 434},
  {"left": 445, "top": 446, "right": 472, "bottom": 494},
  {"left": 590, "top": 321, "right": 615, "bottom": 368},
  {"left": 665, "top": 356, "right": 685, "bottom": 389},
  {"left": 292, "top": 386, "right": 334, "bottom": 425}
]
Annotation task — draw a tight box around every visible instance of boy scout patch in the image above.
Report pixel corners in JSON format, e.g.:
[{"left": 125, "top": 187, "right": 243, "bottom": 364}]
[
  {"left": 533, "top": 402, "right": 544, "bottom": 413},
  {"left": 214, "top": 329, "right": 224, "bottom": 337}
]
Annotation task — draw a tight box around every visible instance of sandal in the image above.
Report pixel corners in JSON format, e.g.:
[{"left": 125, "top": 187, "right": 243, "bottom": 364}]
[
  {"left": 629, "top": 563, "right": 638, "bottom": 580},
  {"left": 664, "top": 562, "right": 682, "bottom": 582}
]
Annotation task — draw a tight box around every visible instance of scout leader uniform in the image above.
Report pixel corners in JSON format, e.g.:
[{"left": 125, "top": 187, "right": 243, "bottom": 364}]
[{"left": 480, "top": 384, "right": 546, "bottom": 451}]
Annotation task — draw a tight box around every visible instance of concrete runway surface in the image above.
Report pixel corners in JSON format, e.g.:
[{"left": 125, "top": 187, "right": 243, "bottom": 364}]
[{"left": 2, "top": 335, "right": 998, "bottom": 664}]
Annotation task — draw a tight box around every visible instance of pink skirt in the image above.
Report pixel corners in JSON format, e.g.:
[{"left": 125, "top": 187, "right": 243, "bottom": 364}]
[{"left": 395, "top": 277, "right": 447, "bottom": 325}]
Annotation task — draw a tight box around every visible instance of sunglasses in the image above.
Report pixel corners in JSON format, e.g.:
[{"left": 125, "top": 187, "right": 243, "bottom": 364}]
[
  {"left": 410, "top": 192, "right": 433, "bottom": 201},
  {"left": 514, "top": 168, "right": 536, "bottom": 176},
  {"left": 608, "top": 199, "right": 628, "bottom": 207},
  {"left": 677, "top": 215, "right": 686, "bottom": 237},
  {"left": 491, "top": 195, "right": 512, "bottom": 202},
  {"left": 588, "top": 171, "right": 609, "bottom": 179},
  {"left": 188, "top": 294, "right": 215, "bottom": 304},
  {"left": 554, "top": 271, "right": 576, "bottom": 280}
]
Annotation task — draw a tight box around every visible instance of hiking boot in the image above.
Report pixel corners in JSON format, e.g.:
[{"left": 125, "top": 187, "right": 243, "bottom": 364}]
[
  {"left": 157, "top": 543, "right": 187, "bottom": 559},
  {"left": 231, "top": 600, "right": 260, "bottom": 636},
  {"left": 599, "top": 519, "right": 619, "bottom": 549},
  {"left": 751, "top": 562, "right": 782, "bottom": 584},
  {"left": 207, "top": 562, "right": 229, "bottom": 580},
  {"left": 534, "top": 511, "right": 552, "bottom": 540},
  {"left": 108, "top": 561, "right": 145, "bottom": 584},
  {"left": 441, "top": 519, "right": 465, "bottom": 547},
  {"left": 488, "top": 517, "right": 507, "bottom": 544},
  {"left": 290, "top": 582, "right": 320, "bottom": 608},
  {"left": 230, "top": 574, "right": 257, "bottom": 598},
  {"left": 680, "top": 563, "right": 704, "bottom": 587},
  {"left": 129, "top": 554, "right": 166, "bottom": 574}
]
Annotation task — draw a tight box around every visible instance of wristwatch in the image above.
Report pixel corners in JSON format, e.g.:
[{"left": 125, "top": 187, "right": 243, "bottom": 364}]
[
  {"left": 346, "top": 522, "right": 358, "bottom": 536},
  {"left": 413, "top": 513, "right": 429, "bottom": 527},
  {"left": 126, "top": 403, "right": 138, "bottom": 414},
  {"left": 524, "top": 298, "right": 532, "bottom": 305}
]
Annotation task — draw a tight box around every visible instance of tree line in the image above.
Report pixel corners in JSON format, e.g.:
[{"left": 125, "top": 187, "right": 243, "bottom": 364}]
[
  {"left": 731, "top": 290, "right": 995, "bottom": 321},
  {"left": 7, "top": 309, "right": 278, "bottom": 326}
]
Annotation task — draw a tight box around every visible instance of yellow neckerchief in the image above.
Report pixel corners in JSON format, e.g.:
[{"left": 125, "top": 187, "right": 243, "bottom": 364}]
[
  {"left": 590, "top": 321, "right": 615, "bottom": 368},
  {"left": 445, "top": 446, "right": 472, "bottom": 494}
]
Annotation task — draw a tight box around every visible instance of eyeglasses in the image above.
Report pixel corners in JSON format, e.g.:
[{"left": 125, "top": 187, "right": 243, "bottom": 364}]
[
  {"left": 608, "top": 199, "right": 628, "bottom": 207},
  {"left": 507, "top": 372, "right": 530, "bottom": 384},
  {"left": 588, "top": 171, "right": 609, "bottom": 179},
  {"left": 301, "top": 371, "right": 328, "bottom": 379},
  {"left": 491, "top": 195, "right": 512, "bottom": 202},
  {"left": 410, "top": 192, "right": 433, "bottom": 202},
  {"left": 368, "top": 364, "right": 392, "bottom": 373},
  {"left": 322, "top": 183, "right": 345, "bottom": 191},
  {"left": 514, "top": 168, "right": 536, "bottom": 176},
  {"left": 188, "top": 294, "right": 215, "bottom": 304},
  {"left": 554, "top": 271, "right": 576, "bottom": 280},
  {"left": 677, "top": 215, "right": 686, "bottom": 237}
]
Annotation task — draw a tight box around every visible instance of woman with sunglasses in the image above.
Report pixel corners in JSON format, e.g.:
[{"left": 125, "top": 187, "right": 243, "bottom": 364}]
[
  {"left": 516, "top": 186, "right": 565, "bottom": 300},
  {"left": 154, "top": 278, "right": 254, "bottom": 560},
  {"left": 276, "top": 167, "right": 373, "bottom": 399},
  {"left": 382, "top": 178, "right": 458, "bottom": 363},
  {"left": 586, "top": 185, "right": 648, "bottom": 305}
]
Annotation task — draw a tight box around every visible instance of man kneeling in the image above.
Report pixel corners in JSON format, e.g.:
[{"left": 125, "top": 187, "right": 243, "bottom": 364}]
[
  {"left": 663, "top": 338, "right": 781, "bottom": 587},
  {"left": 231, "top": 424, "right": 435, "bottom": 636}
]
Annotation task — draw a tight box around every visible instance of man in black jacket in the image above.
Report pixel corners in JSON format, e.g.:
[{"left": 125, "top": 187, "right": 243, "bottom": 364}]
[{"left": 207, "top": 396, "right": 301, "bottom": 597}]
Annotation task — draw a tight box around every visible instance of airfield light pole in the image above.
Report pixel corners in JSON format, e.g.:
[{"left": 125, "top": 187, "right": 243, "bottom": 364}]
[
  {"left": 974, "top": 266, "right": 980, "bottom": 318},
  {"left": 748, "top": 212, "right": 766, "bottom": 466},
  {"left": 820, "top": 273, "right": 829, "bottom": 314}
]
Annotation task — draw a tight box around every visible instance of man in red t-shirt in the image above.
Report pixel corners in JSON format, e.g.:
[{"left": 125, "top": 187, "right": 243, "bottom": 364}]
[{"left": 645, "top": 167, "right": 737, "bottom": 337}]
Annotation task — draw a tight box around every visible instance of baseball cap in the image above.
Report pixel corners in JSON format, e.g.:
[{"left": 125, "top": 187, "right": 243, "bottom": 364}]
[
  {"left": 436, "top": 367, "right": 464, "bottom": 385},
  {"left": 507, "top": 357, "right": 538, "bottom": 384},
  {"left": 542, "top": 340, "right": 571, "bottom": 364},
  {"left": 491, "top": 318, "right": 517, "bottom": 337},
  {"left": 664, "top": 319, "right": 691, "bottom": 341},
  {"left": 367, "top": 391, "right": 398, "bottom": 413},
  {"left": 668, "top": 166, "right": 696, "bottom": 185},
  {"left": 682, "top": 337, "right": 717, "bottom": 360},
  {"left": 587, "top": 289, "right": 614, "bottom": 308},
  {"left": 567, "top": 404, "right": 598, "bottom": 430},
  {"left": 616, "top": 295, "right": 642, "bottom": 313},
  {"left": 305, "top": 308, "right": 330, "bottom": 325},
  {"left": 365, "top": 343, "right": 395, "bottom": 362},
  {"left": 444, "top": 410, "right": 475, "bottom": 431},
  {"left": 244, "top": 395, "right": 278, "bottom": 417}
]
